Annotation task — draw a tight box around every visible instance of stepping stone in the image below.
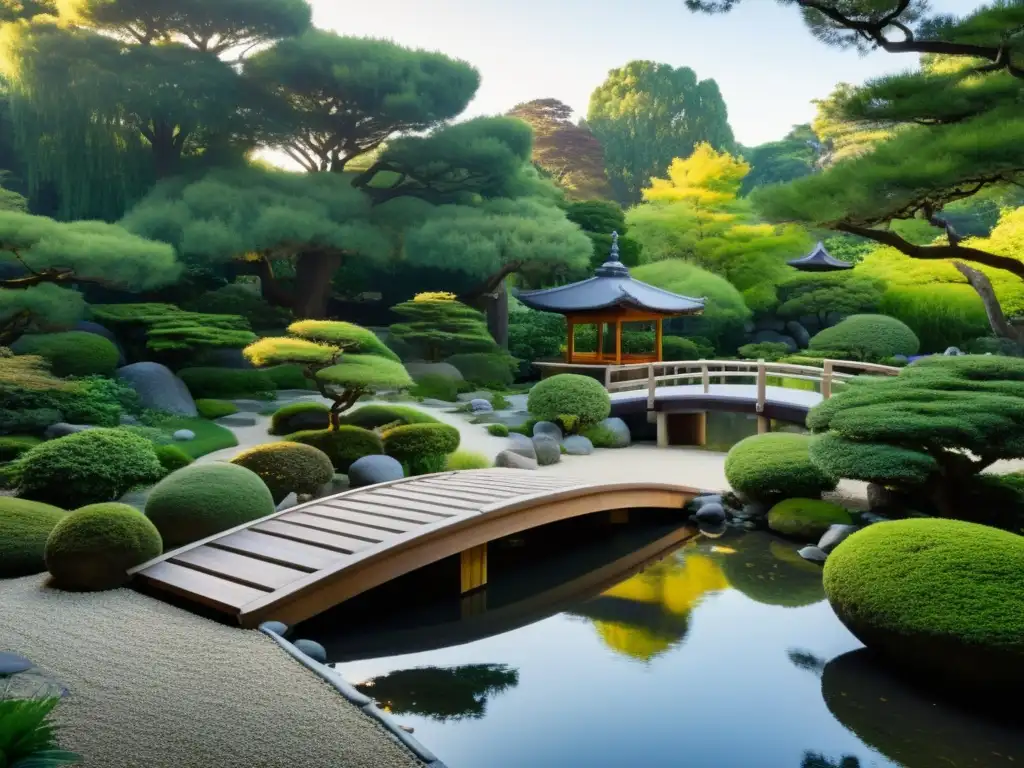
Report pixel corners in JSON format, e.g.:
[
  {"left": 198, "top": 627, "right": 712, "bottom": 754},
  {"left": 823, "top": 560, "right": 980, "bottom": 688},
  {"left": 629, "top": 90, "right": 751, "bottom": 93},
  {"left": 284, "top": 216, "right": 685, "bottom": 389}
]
[{"left": 0, "top": 652, "right": 32, "bottom": 675}]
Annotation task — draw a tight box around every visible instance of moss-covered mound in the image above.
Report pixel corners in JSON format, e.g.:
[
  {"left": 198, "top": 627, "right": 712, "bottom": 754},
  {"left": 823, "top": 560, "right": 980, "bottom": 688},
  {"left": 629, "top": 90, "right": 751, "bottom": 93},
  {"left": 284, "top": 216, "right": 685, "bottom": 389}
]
[
  {"left": 0, "top": 497, "right": 67, "bottom": 577},
  {"left": 718, "top": 531, "right": 826, "bottom": 608},
  {"left": 823, "top": 519, "right": 1024, "bottom": 695},
  {"left": 338, "top": 404, "right": 439, "bottom": 430},
  {"left": 808, "top": 314, "right": 920, "bottom": 361},
  {"left": 144, "top": 462, "right": 275, "bottom": 549},
  {"left": 486, "top": 423, "right": 509, "bottom": 437},
  {"left": 821, "top": 649, "right": 1024, "bottom": 768},
  {"left": 269, "top": 401, "right": 331, "bottom": 435},
  {"left": 768, "top": 498, "right": 853, "bottom": 542},
  {"left": 528, "top": 374, "right": 610, "bottom": 429},
  {"left": 383, "top": 423, "right": 461, "bottom": 476},
  {"left": 286, "top": 426, "right": 383, "bottom": 473},
  {"left": 725, "top": 433, "right": 838, "bottom": 503},
  {"left": 154, "top": 444, "right": 194, "bottom": 473},
  {"left": 195, "top": 399, "right": 240, "bottom": 420},
  {"left": 12, "top": 331, "right": 120, "bottom": 377},
  {"left": 230, "top": 442, "right": 335, "bottom": 503},
  {"left": 45, "top": 503, "right": 162, "bottom": 591}
]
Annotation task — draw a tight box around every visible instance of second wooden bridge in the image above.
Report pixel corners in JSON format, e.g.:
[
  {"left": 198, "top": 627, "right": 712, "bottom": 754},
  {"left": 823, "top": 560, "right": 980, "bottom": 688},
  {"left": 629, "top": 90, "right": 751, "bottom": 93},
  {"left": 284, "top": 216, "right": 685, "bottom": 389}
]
[{"left": 131, "top": 469, "right": 700, "bottom": 628}]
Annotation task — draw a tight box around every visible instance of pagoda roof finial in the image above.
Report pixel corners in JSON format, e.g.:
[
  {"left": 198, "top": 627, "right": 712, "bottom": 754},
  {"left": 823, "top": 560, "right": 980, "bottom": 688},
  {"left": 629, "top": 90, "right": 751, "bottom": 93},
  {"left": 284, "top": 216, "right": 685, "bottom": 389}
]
[{"left": 595, "top": 230, "right": 629, "bottom": 277}]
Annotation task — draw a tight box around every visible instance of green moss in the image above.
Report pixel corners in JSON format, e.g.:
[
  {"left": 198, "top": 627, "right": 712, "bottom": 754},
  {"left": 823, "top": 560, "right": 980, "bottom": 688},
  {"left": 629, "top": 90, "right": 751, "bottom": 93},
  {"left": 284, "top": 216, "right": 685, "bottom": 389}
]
[
  {"left": 445, "top": 449, "right": 491, "bottom": 471},
  {"left": 144, "top": 463, "right": 276, "bottom": 549},
  {"left": 0, "top": 497, "right": 67, "bottom": 577},
  {"left": 230, "top": 442, "right": 335, "bottom": 503},
  {"left": 12, "top": 331, "right": 120, "bottom": 377},
  {"left": 718, "top": 531, "right": 826, "bottom": 608},
  {"left": 178, "top": 367, "right": 275, "bottom": 399},
  {"left": 822, "top": 518, "right": 1024, "bottom": 695},
  {"left": 153, "top": 444, "right": 194, "bottom": 473},
  {"left": 410, "top": 373, "right": 460, "bottom": 402},
  {"left": 17, "top": 428, "right": 165, "bottom": 508},
  {"left": 269, "top": 402, "right": 331, "bottom": 436},
  {"left": 339, "top": 405, "right": 439, "bottom": 430},
  {"left": 383, "top": 423, "right": 461, "bottom": 476},
  {"left": 0, "top": 435, "right": 42, "bottom": 462},
  {"left": 725, "top": 433, "right": 838, "bottom": 503},
  {"left": 195, "top": 399, "right": 239, "bottom": 420},
  {"left": 287, "top": 426, "right": 383, "bottom": 472},
  {"left": 808, "top": 314, "right": 920, "bottom": 362},
  {"left": 44, "top": 503, "right": 162, "bottom": 591},
  {"left": 580, "top": 423, "right": 621, "bottom": 448},
  {"left": 528, "top": 374, "right": 610, "bottom": 428},
  {"left": 149, "top": 417, "right": 238, "bottom": 459},
  {"left": 768, "top": 498, "right": 853, "bottom": 541},
  {"left": 487, "top": 424, "right": 509, "bottom": 437}
]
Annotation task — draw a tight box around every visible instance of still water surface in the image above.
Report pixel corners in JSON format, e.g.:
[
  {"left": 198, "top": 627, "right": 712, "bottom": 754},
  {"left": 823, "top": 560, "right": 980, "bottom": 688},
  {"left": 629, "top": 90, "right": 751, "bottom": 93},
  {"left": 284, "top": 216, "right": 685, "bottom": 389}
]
[{"left": 300, "top": 523, "right": 1023, "bottom": 768}]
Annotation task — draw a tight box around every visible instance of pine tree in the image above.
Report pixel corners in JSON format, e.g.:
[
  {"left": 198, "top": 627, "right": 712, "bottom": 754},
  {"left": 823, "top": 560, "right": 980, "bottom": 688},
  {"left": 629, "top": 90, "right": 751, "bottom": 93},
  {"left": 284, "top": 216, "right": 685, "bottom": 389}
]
[{"left": 389, "top": 293, "right": 498, "bottom": 362}]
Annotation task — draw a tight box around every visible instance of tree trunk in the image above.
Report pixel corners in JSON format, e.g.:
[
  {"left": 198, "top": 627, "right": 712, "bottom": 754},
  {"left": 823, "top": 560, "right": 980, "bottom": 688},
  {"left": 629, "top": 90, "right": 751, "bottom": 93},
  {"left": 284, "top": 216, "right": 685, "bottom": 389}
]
[
  {"left": 489, "top": 280, "right": 509, "bottom": 350},
  {"left": 953, "top": 262, "right": 1021, "bottom": 342},
  {"left": 294, "top": 251, "right": 342, "bottom": 320}
]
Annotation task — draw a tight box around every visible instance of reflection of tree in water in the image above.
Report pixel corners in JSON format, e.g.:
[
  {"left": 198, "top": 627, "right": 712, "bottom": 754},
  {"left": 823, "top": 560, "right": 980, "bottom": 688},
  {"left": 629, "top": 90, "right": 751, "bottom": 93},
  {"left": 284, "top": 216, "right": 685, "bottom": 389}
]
[
  {"left": 353, "top": 664, "right": 519, "bottom": 722},
  {"left": 715, "top": 531, "right": 825, "bottom": 608},
  {"left": 572, "top": 553, "right": 728, "bottom": 661},
  {"left": 788, "top": 648, "right": 827, "bottom": 677},
  {"left": 802, "top": 752, "right": 861, "bottom": 768}
]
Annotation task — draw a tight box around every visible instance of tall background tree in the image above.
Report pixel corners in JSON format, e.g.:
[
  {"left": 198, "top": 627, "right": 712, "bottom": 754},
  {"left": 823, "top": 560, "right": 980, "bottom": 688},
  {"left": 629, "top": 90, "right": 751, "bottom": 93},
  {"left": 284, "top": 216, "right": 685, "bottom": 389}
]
[
  {"left": 739, "top": 124, "right": 823, "bottom": 195},
  {"left": 587, "top": 60, "right": 736, "bottom": 205}
]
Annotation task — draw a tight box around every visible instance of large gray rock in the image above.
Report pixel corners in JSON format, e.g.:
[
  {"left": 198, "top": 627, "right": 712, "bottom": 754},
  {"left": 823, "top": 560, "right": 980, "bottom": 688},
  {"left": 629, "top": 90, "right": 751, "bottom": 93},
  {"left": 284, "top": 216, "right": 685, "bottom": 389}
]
[
  {"left": 43, "top": 423, "right": 95, "bottom": 440},
  {"left": 508, "top": 433, "right": 537, "bottom": 461},
  {"left": 561, "top": 435, "right": 594, "bottom": 456},
  {"left": 818, "top": 524, "right": 860, "bottom": 553},
  {"left": 823, "top": 311, "right": 843, "bottom": 328},
  {"left": 695, "top": 502, "right": 726, "bottom": 525},
  {"left": 469, "top": 399, "right": 493, "bottom": 413},
  {"left": 0, "top": 651, "right": 33, "bottom": 675},
  {"left": 597, "top": 417, "right": 631, "bottom": 448},
  {"left": 405, "top": 362, "right": 464, "bottom": 381},
  {"left": 755, "top": 317, "right": 787, "bottom": 333},
  {"left": 116, "top": 362, "right": 198, "bottom": 417},
  {"left": 173, "top": 429, "right": 195, "bottom": 442},
  {"left": 348, "top": 455, "right": 404, "bottom": 489},
  {"left": 533, "top": 421, "right": 563, "bottom": 441},
  {"left": 533, "top": 435, "right": 561, "bottom": 466},
  {"left": 798, "top": 546, "right": 829, "bottom": 564},
  {"left": 799, "top": 315, "right": 822, "bottom": 335},
  {"left": 753, "top": 330, "right": 798, "bottom": 352},
  {"left": 785, "top": 321, "right": 811, "bottom": 349},
  {"left": 494, "top": 450, "right": 538, "bottom": 470},
  {"left": 944, "top": 346, "right": 964, "bottom": 356},
  {"left": 457, "top": 390, "right": 493, "bottom": 403},
  {"left": 74, "top": 320, "right": 126, "bottom": 366},
  {"left": 275, "top": 493, "right": 299, "bottom": 511},
  {"left": 293, "top": 639, "right": 327, "bottom": 664},
  {"left": 215, "top": 414, "right": 259, "bottom": 428}
]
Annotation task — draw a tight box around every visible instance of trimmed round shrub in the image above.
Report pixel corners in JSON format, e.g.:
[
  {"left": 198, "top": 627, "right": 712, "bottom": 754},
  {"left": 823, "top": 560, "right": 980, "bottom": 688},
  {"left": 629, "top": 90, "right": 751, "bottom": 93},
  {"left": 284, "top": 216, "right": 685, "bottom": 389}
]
[
  {"left": 287, "top": 426, "right": 383, "bottom": 473},
  {"left": 383, "top": 423, "right": 461, "bottom": 476},
  {"left": 823, "top": 519, "right": 1024, "bottom": 696},
  {"left": 527, "top": 374, "right": 610, "bottom": 429},
  {"left": 12, "top": 331, "right": 120, "bottom": 377},
  {"left": 144, "top": 462, "right": 276, "bottom": 549},
  {"left": 808, "top": 314, "right": 920, "bottom": 361},
  {"left": 725, "top": 433, "right": 838, "bottom": 503},
  {"left": 767, "top": 498, "right": 853, "bottom": 541},
  {"left": 410, "top": 373, "right": 460, "bottom": 402},
  {"left": 0, "top": 435, "right": 41, "bottom": 462},
  {"left": 487, "top": 423, "right": 509, "bottom": 437},
  {"left": 270, "top": 402, "right": 331, "bottom": 436},
  {"left": 231, "top": 442, "right": 335, "bottom": 503},
  {"left": 661, "top": 336, "right": 701, "bottom": 361},
  {"left": 446, "top": 353, "right": 516, "bottom": 388},
  {"left": 445, "top": 449, "right": 491, "bottom": 471},
  {"left": 195, "top": 399, "right": 239, "bottom": 420},
  {"left": 339, "top": 404, "right": 439, "bottom": 430},
  {"left": 44, "top": 503, "right": 162, "bottom": 591},
  {"left": 0, "top": 497, "right": 67, "bottom": 577},
  {"left": 154, "top": 444, "right": 194, "bottom": 473},
  {"left": 580, "top": 422, "right": 622, "bottom": 449},
  {"left": 178, "top": 367, "right": 274, "bottom": 399},
  {"left": 17, "top": 428, "right": 165, "bottom": 508}
]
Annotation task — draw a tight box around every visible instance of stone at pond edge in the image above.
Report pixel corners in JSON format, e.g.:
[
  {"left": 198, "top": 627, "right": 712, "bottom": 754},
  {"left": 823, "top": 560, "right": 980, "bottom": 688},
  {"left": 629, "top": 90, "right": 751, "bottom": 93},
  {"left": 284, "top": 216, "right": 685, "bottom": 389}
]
[
  {"left": 533, "top": 435, "right": 561, "bottom": 466},
  {"left": 818, "top": 524, "right": 860, "bottom": 553},
  {"left": 597, "top": 417, "right": 631, "bottom": 448},
  {"left": 799, "top": 546, "right": 829, "bottom": 563},
  {"left": 495, "top": 450, "right": 538, "bottom": 470},
  {"left": 859, "top": 511, "right": 892, "bottom": 526},
  {"left": 508, "top": 433, "right": 537, "bottom": 461},
  {"left": 116, "top": 362, "right": 198, "bottom": 417},
  {"left": 735, "top": 501, "right": 770, "bottom": 520},
  {"left": 260, "top": 621, "right": 289, "bottom": 638},
  {"left": 215, "top": 414, "right": 259, "bottom": 428},
  {"left": 457, "top": 390, "right": 493, "bottom": 403},
  {"left": 173, "top": 429, "right": 196, "bottom": 442},
  {"left": 293, "top": 639, "right": 328, "bottom": 664},
  {"left": 0, "top": 651, "right": 32, "bottom": 675},
  {"left": 561, "top": 435, "right": 594, "bottom": 456},
  {"left": 348, "top": 455, "right": 404, "bottom": 489},
  {"left": 691, "top": 494, "right": 722, "bottom": 509},
  {"left": 469, "top": 398, "right": 493, "bottom": 413},
  {"left": 276, "top": 493, "right": 298, "bottom": 511},
  {"left": 694, "top": 502, "right": 727, "bottom": 525},
  {"left": 43, "top": 423, "right": 95, "bottom": 440},
  {"left": 533, "top": 421, "right": 563, "bottom": 441}
]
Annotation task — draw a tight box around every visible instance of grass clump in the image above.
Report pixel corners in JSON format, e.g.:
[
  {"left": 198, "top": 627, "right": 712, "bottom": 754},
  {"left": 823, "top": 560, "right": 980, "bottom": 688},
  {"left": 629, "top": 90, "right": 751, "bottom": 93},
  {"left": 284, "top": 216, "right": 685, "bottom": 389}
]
[
  {"left": 580, "top": 423, "right": 621, "bottom": 448},
  {"left": 767, "top": 498, "right": 853, "bottom": 541},
  {"left": 445, "top": 449, "right": 492, "bottom": 470},
  {"left": 153, "top": 444, "right": 194, "bottom": 473},
  {"left": 487, "top": 424, "right": 510, "bottom": 437},
  {"left": 0, "top": 497, "right": 67, "bottom": 577},
  {"left": 230, "top": 442, "right": 335, "bottom": 503},
  {"left": 195, "top": 398, "right": 240, "bottom": 419},
  {"left": 725, "top": 433, "right": 838, "bottom": 503}
]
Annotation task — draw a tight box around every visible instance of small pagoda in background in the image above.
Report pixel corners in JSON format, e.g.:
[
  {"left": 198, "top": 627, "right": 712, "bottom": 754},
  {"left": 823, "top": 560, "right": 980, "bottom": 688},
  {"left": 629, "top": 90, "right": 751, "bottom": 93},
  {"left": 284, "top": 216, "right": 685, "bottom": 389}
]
[
  {"left": 787, "top": 241, "right": 853, "bottom": 272},
  {"left": 517, "top": 233, "right": 705, "bottom": 367}
]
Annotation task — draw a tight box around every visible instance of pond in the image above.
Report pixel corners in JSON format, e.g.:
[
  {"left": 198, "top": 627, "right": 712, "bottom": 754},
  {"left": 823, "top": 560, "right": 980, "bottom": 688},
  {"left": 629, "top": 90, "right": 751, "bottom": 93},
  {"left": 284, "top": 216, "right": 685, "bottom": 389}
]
[{"left": 296, "top": 519, "right": 1023, "bottom": 768}]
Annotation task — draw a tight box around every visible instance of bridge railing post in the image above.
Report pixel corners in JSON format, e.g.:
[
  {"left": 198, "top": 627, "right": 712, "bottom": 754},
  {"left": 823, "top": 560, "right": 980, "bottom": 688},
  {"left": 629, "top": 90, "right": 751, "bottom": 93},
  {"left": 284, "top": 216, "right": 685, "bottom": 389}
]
[
  {"left": 701, "top": 360, "right": 710, "bottom": 393},
  {"left": 647, "top": 364, "right": 656, "bottom": 410},
  {"left": 822, "top": 360, "right": 833, "bottom": 399},
  {"left": 756, "top": 359, "right": 766, "bottom": 413}
]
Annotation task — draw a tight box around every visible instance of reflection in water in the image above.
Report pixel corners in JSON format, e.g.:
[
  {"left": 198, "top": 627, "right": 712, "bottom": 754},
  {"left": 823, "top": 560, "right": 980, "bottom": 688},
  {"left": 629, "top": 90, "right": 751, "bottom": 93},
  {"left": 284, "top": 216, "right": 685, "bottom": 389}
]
[
  {"left": 802, "top": 753, "right": 861, "bottom": 768},
  {"left": 788, "top": 648, "right": 828, "bottom": 677},
  {"left": 353, "top": 664, "right": 518, "bottom": 723},
  {"left": 717, "top": 531, "right": 826, "bottom": 608}
]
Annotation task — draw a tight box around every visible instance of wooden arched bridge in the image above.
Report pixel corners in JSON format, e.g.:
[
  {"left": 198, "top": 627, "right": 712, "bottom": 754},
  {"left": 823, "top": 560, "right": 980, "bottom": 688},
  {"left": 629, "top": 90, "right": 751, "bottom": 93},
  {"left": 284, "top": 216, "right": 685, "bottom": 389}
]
[{"left": 131, "top": 470, "right": 700, "bottom": 628}]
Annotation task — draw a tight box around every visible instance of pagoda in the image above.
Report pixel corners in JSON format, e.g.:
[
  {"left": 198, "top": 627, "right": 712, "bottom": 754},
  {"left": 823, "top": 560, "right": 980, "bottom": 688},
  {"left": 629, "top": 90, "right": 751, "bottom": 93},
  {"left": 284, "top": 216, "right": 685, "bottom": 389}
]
[
  {"left": 517, "top": 232, "right": 705, "bottom": 366},
  {"left": 787, "top": 241, "right": 853, "bottom": 272}
]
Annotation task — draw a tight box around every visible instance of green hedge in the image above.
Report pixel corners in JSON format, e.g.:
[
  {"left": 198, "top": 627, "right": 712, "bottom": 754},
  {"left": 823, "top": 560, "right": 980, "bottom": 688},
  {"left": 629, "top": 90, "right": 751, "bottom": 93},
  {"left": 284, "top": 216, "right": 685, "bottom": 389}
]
[
  {"left": 17, "top": 428, "right": 165, "bottom": 508},
  {"left": 144, "top": 462, "right": 276, "bottom": 549},
  {"left": 383, "top": 423, "right": 461, "bottom": 476},
  {"left": 269, "top": 402, "right": 331, "bottom": 436},
  {"left": 12, "top": 331, "right": 120, "bottom": 378},
  {"left": 767, "top": 498, "right": 853, "bottom": 541},
  {"left": 287, "top": 427, "right": 383, "bottom": 473},
  {"left": 195, "top": 399, "right": 239, "bottom": 420},
  {"left": 0, "top": 497, "right": 67, "bottom": 577},
  {"left": 410, "top": 373, "right": 460, "bottom": 402},
  {"left": 527, "top": 374, "right": 610, "bottom": 430},
  {"left": 446, "top": 353, "right": 516, "bottom": 388},
  {"left": 45, "top": 503, "right": 162, "bottom": 591},
  {"left": 178, "top": 367, "right": 275, "bottom": 399},
  {"left": 725, "top": 433, "right": 839, "bottom": 502},
  {"left": 808, "top": 314, "right": 920, "bottom": 362},
  {"left": 230, "top": 442, "right": 335, "bottom": 503},
  {"left": 338, "top": 405, "right": 440, "bottom": 430},
  {"left": 662, "top": 336, "right": 703, "bottom": 361}
]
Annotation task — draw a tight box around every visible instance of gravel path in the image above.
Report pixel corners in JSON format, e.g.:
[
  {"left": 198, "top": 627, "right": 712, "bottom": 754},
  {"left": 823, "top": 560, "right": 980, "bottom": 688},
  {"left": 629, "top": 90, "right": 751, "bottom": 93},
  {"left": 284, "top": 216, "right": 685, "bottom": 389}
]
[{"left": 0, "top": 575, "right": 423, "bottom": 768}]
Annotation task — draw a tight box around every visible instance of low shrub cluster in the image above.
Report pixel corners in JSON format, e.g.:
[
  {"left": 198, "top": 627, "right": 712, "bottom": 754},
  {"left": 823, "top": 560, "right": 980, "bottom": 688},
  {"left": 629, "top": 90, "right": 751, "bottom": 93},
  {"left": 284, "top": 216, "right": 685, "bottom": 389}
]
[
  {"left": 270, "top": 402, "right": 331, "bottom": 435},
  {"left": 12, "top": 331, "right": 121, "bottom": 377},
  {"left": 1, "top": 370, "right": 142, "bottom": 434},
  {"left": 338, "top": 404, "right": 439, "bottom": 430},
  {"left": 287, "top": 426, "right": 384, "bottom": 472},
  {"left": 662, "top": 336, "right": 704, "bottom": 361},
  {"left": 178, "top": 367, "right": 275, "bottom": 399},
  {"left": 410, "top": 373, "right": 461, "bottom": 402},
  {"left": 182, "top": 283, "right": 293, "bottom": 331},
  {"left": 0, "top": 435, "right": 41, "bottom": 462},
  {"left": 725, "top": 433, "right": 838, "bottom": 503},
  {"left": 527, "top": 374, "right": 610, "bottom": 431},
  {"left": 487, "top": 424, "right": 510, "bottom": 437},
  {"left": 383, "top": 423, "right": 461, "bottom": 476},
  {"left": 738, "top": 342, "right": 790, "bottom": 362},
  {"left": 231, "top": 442, "right": 335, "bottom": 503},
  {"left": 445, "top": 449, "right": 491, "bottom": 470}
]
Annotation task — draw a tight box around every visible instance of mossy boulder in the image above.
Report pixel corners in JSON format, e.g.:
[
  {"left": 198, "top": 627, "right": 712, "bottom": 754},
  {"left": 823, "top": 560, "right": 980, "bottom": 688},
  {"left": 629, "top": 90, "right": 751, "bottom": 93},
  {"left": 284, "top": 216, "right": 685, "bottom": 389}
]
[
  {"left": 269, "top": 402, "right": 331, "bottom": 436},
  {"left": 195, "top": 399, "right": 240, "bottom": 420},
  {"left": 767, "top": 498, "right": 853, "bottom": 542},
  {"left": 286, "top": 426, "right": 383, "bottom": 473},
  {"left": 144, "top": 462, "right": 276, "bottom": 549},
  {"left": 527, "top": 374, "right": 610, "bottom": 429},
  {"left": 230, "top": 442, "right": 335, "bottom": 503},
  {"left": 44, "top": 503, "right": 162, "bottom": 591},
  {"left": 823, "top": 518, "right": 1024, "bottom": 696},
  {"left": 724, "top": 433, "right": 838, "bottom": 503},
  {"left": 0, "top": 498, "right": 67, "bottom": 577}
]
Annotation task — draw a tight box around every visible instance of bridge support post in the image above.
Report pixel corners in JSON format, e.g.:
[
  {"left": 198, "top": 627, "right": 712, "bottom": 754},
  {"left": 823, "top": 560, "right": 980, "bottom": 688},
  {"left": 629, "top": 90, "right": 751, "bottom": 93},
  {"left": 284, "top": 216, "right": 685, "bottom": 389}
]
[
  {"left": 460, "top": 544, "right": 488, "bottom": 594},
  {"left": 656, "top": 412, "right": 669, "bottom": 447},
  {"left": 695, "top": 412, "right": 707, "bottom": 446},
  {"left": 757, "top": 415, "right": 771, "bottom": 434}
]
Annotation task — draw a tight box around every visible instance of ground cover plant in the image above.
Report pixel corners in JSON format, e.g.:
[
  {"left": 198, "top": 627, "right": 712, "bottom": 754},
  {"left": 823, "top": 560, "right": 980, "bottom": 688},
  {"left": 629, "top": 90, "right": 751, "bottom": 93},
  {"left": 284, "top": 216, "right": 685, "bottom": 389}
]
[{"left": 148, "top": 417, "right": 238, "bottom": 459}]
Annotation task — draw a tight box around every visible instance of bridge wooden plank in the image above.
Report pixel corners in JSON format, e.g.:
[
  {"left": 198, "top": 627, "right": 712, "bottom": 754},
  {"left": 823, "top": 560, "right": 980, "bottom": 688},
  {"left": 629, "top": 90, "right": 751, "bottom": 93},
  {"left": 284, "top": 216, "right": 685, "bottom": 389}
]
[
  {"left": 322, "top": 499, "right": 451, "bottom": 524},
  {"left": 416, "top": 479, "right": 521, "bottom": 497},
  {"left": 213, "top": 530, "right": 339, "bottom": 572},
  {"left": 367, "top": 487, "right": 483, "bottom": 510},
  {"left": 426, "top": 477, "right": 576, "bottom": 495},
  {"left": 136, "top": 561, "right": 267, "bottom": 612},
  {"left": 338, "top": 495, "right": 460, "bottom": 518},
  {"left": 254, "top": 519, "right": 376, "bottom": 553},
  {"left": 171, "top": 547, "right": 308, "bottom": 591},
  {"left": 297, "top": 507, "right": 426, "bottom": 533},
  {"left": 385, "top": 484, "right": 507, "bottom": 505}
]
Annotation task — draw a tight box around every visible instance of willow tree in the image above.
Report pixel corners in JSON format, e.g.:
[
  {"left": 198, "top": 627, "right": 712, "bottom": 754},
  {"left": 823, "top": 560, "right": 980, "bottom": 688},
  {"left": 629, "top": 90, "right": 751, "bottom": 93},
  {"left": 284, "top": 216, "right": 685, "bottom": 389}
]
[
  {"left": 245, "top": 31, "right": 479, "bottom": 173},
  {"left": 0, "top": 210, "right": 180, "bottom": 343},
  {"left": 587, "top": 61, "right": 736, "bottom": 205}
]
